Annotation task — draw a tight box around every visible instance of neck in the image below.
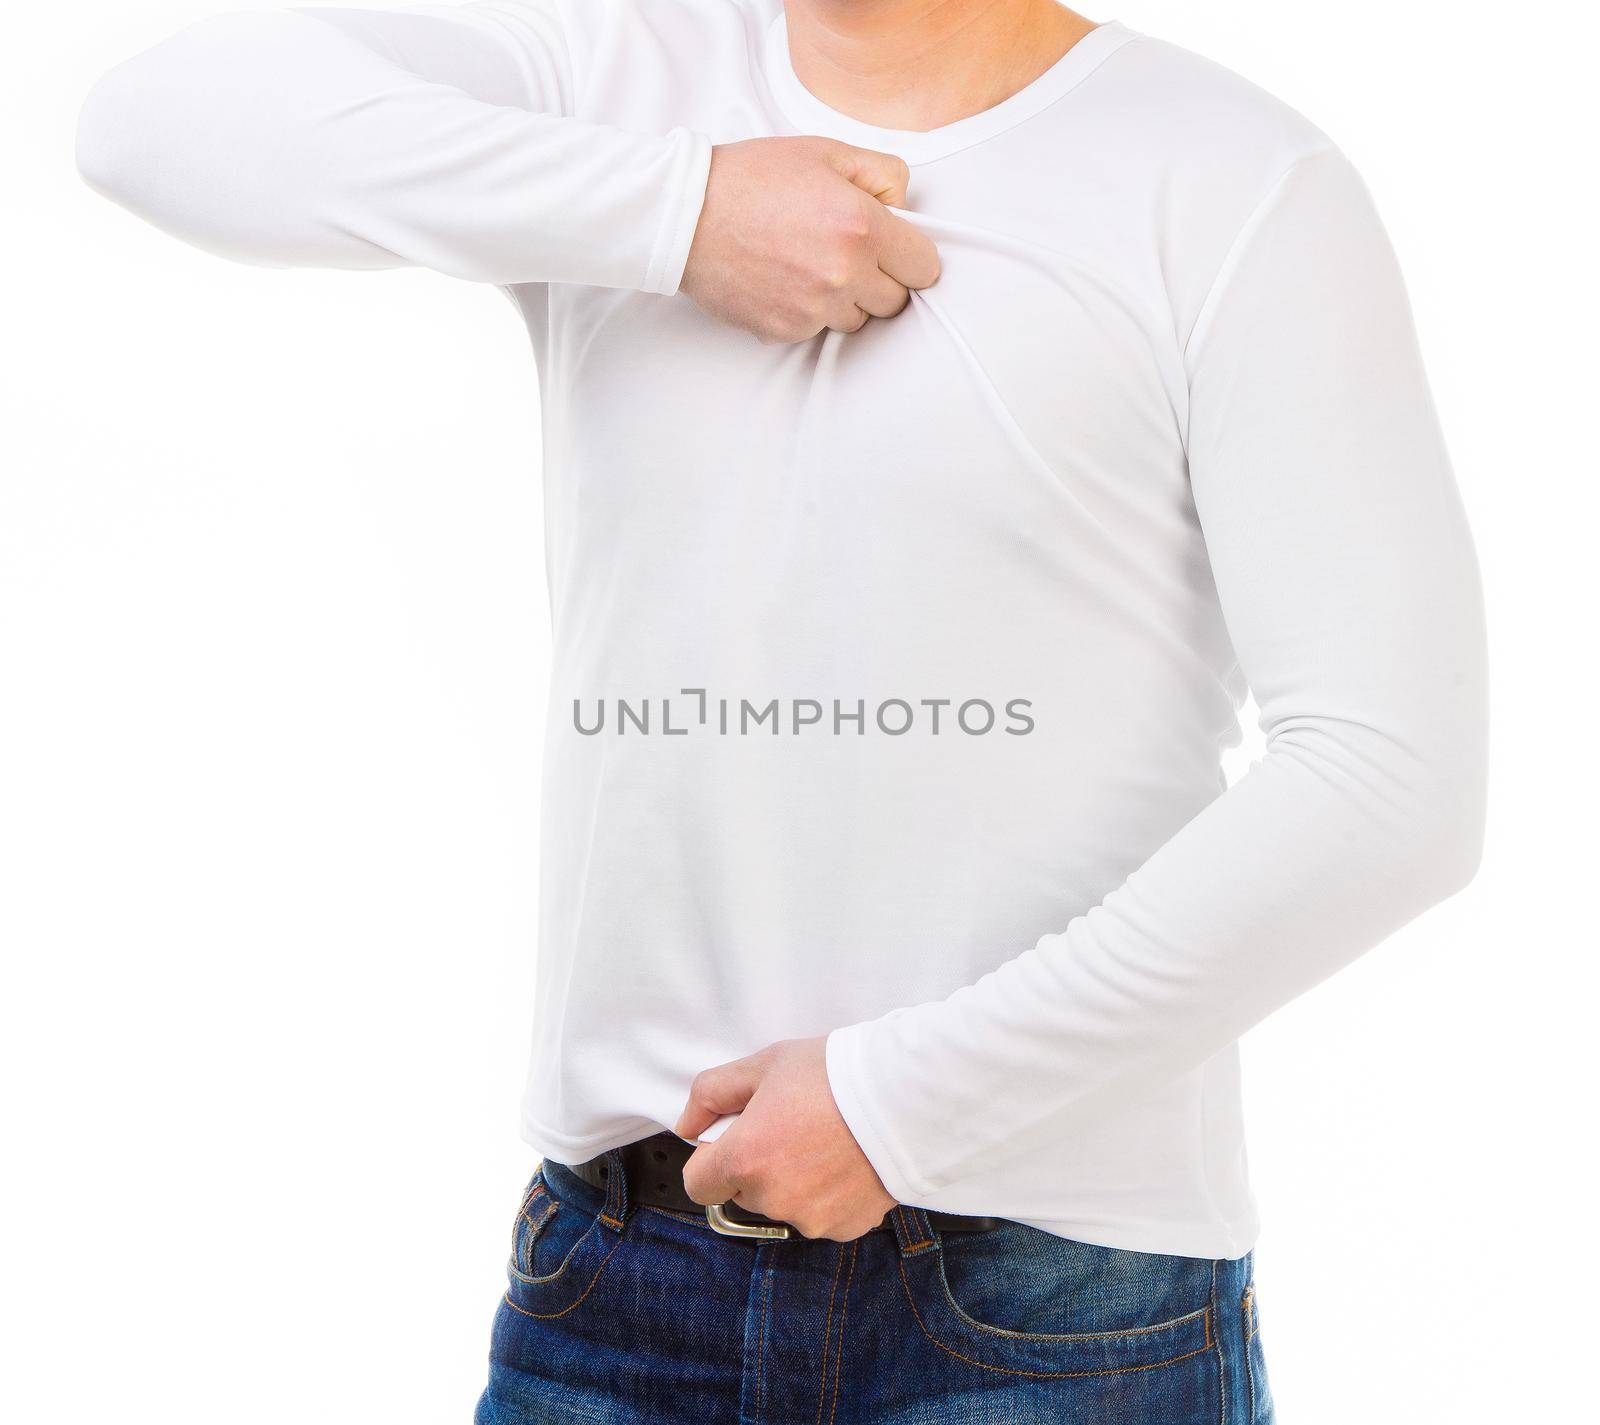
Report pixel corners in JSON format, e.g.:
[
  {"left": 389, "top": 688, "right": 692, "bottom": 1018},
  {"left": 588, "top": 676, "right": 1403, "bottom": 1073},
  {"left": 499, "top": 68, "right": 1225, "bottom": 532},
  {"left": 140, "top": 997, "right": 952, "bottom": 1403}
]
[{"left": 783, "top": 0, "right": 1098, "bottom": 132}]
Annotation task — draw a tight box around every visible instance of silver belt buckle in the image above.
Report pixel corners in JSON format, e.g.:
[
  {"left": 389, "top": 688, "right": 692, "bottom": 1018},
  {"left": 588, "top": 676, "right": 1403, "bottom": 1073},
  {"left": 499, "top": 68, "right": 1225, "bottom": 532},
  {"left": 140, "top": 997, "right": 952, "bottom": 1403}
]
[{"left": 706, "top": 1202, "right": 790, "bottom": 1240}]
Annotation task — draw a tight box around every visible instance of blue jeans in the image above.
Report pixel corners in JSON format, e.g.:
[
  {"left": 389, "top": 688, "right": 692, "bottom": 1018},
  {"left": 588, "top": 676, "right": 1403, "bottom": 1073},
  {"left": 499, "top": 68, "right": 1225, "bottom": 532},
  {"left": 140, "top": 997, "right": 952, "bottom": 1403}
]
[{"left": 476, "top": 1157, "right": 1273, "bottom": 1424}]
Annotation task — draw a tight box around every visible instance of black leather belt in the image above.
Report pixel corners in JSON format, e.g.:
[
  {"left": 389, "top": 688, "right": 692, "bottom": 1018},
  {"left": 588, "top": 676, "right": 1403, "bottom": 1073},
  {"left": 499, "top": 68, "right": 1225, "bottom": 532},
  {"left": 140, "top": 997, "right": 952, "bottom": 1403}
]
[{"left": 562, "top": 1131, "right": 999, "bottom": 1240}]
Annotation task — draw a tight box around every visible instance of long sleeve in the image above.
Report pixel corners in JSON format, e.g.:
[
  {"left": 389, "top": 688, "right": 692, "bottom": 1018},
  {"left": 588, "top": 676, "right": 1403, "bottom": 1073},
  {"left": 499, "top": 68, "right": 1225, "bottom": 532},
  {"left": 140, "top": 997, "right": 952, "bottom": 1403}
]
[
  {"left": 825, "top": 148, "right": 1488, "bottom": 1211},
  {"left": 74, "top": 3, "right": 711, "bottom": 292}
]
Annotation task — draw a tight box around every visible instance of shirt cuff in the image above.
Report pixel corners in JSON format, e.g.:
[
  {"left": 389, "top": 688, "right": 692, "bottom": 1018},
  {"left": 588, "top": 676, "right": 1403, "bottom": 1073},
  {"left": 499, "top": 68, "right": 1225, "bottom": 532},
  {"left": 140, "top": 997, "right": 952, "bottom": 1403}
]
[
  {"left": 641, "top": 126, "right": 712, "bottom": 296},
  {"left": 826, "top": 1019, "right": 935, "bottom": 1207}
]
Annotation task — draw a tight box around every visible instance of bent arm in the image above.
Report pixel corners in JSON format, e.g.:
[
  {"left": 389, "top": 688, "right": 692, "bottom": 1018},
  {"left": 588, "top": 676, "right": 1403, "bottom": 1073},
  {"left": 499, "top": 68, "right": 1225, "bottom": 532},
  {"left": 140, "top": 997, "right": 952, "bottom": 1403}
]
[
  {"left": 75, "top": 3, "right": 710, "bottom": 291},
  {"left": 825, "top": 148, "right": 1488, "bottom": 1211}
]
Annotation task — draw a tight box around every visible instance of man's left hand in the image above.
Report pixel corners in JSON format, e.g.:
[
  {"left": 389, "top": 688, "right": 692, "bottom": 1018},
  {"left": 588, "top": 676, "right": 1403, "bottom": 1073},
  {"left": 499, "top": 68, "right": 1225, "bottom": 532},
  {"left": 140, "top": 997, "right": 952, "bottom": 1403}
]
[{"left": 675, "top": 1036, "right": 894, "bottom": 1241}]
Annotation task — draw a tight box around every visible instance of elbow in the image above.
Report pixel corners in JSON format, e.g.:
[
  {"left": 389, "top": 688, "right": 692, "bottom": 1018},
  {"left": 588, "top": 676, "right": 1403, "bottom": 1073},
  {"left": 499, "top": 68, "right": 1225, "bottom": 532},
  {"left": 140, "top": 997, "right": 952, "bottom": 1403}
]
[
  {"left": 76, "top": 65, "right": 151, "bottom": 212},
  {"left": 1289, "top": 713, "right": 1488, "bottom": 921},
  {"left": 76, "top": 50, "right": 202, "bottom": 229},
  {"left": 1416, "top": 803, "right": 1484, "bottom": 906},
  {"left": 74, "top": 16, "right": 309, "bottom": 262},
  {"left": 1387, "top": 752, "right": 1487, "bottom": 914},
  {"left": 1294, "top": 671, "right": 1488, "bottom": 918}
]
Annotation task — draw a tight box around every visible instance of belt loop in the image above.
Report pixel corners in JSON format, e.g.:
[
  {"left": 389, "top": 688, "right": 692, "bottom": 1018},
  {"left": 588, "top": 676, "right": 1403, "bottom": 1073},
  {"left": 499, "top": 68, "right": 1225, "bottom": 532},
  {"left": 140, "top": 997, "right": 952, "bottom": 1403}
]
[
  {"left": 598, "top": 1148, "right": 630, "bottom": 1232},
  {"left": 890, "top": 1206, "right": 939, "bottom": 1257}
]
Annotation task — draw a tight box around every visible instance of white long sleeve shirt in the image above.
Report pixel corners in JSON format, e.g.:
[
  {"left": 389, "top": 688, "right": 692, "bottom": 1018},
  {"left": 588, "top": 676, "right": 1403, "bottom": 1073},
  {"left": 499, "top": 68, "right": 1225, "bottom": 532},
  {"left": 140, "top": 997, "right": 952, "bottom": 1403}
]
[{"left": 78, "top": 1, "right": 1487, "bottom": 1257}]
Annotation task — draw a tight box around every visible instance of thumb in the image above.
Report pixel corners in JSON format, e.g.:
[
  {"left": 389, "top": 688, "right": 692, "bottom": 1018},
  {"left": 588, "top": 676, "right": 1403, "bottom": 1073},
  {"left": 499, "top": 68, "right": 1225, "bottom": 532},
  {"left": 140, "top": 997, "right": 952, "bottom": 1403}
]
[
  {"left": 674, "top": 1051, "right": 767, "bottom": 1140},
  {"left": 682, "top": 1129, "right": 741, "bottom": 1207},
  {"left": 829, "top": 143, "right": 912, "bottom": 207}
]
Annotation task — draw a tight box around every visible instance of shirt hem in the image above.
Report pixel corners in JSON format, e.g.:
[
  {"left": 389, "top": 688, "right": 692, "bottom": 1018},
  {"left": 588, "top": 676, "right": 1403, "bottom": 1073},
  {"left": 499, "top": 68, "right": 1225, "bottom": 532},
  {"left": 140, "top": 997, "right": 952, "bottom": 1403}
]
[{"left": 519, "top": 1111, "right": 674, "bottom": 1165}]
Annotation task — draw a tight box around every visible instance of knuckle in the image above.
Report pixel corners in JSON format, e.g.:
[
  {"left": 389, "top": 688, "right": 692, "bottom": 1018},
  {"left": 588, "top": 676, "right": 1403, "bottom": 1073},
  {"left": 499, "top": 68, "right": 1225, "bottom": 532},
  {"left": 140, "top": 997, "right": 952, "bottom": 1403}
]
[
  {"left": 825, "top": 195, "right": 872, "bottom": 243},
  {"left": 836, "top": 207, "right": 872, "bottom": 243}
]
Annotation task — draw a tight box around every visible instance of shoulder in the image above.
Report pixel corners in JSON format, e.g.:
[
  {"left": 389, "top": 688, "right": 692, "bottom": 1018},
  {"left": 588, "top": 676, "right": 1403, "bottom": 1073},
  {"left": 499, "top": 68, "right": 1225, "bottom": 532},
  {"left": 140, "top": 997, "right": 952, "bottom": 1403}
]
[
  {"left": 1096, "top": 32, "right": 1338, "bottom": 203},
  {"left": 1080, "top": 30, "right": 1358, "bottom": 341}
]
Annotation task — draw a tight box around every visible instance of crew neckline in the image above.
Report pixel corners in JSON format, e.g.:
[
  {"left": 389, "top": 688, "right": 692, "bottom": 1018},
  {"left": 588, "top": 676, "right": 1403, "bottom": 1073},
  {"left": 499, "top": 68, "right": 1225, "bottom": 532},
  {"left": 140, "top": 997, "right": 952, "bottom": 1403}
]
[{"left": 762, "top": 17, "right": 1137, "bottom": 166}]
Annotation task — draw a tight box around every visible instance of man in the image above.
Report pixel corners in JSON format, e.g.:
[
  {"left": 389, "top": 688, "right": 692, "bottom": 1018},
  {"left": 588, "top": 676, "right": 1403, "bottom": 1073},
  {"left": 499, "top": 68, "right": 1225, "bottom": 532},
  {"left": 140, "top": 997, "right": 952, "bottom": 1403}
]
[{"left": 77, "top": 1, "right": 1486, "bottom": 1420}]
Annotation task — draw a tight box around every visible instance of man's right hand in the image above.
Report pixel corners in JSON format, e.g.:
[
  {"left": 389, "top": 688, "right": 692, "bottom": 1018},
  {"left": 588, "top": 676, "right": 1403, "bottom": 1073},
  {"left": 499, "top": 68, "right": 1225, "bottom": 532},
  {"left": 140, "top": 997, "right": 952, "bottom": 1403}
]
[{"left": 680, "top": 137, "right": 942, "bottom": 344}]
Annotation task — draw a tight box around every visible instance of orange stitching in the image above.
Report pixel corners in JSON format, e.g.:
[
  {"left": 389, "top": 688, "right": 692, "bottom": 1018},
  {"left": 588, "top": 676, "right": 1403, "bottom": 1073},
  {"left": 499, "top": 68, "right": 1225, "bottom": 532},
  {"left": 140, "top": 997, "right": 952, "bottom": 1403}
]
[
  {"left": 1242, "top": 1285, "right": 1259, "bottom": 1419},
  {"left": 815, "top": 1244, "right": 846, "bottom": 1424},
  {"left": 899, "top": 1207, "right": 935, "bottom": 1252},
  {"left": 515, "top": 1177, "right": 550, "bottom": 1269},
  {"left": 519, "top": 1201, "right": 556, "bottom": 1233},
  {"left": 827, "top": 1242, "right": 858, "bottom": 1425},
  {"left": 598, "top": 1214, "right": 624, "bottom": 1230},
  {"left": 754, "top": 1262, "right": 771, "bottom": 1425},
  {"left": 514, "top": 1186, "right": 544, "bottom": 1235},
  {"left": 516, "top": 1200, "right": 558, "bottom": 1274},
  {"left": 639, "top": 1202, "right": 722, "bottom": 1231},
  {"left": 896, "top": 1255, "right": 1210, "bottom": 1381},
  {"left": 501, "top": 1232, "right": 625, "bottom": 1321},
  {"left": 934, "top": 1252, "right": 1211, "bottom": 1344},
  {"left": 1211, "top": 1261, "right": 1224, "bottom": 1425}
]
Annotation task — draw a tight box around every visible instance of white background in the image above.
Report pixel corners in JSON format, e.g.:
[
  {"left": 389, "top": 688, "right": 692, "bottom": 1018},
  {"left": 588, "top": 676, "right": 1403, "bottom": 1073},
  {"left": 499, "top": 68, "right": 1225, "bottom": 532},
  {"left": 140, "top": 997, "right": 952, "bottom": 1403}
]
[{"left": 3, "top": 1, "right": 1595, "bottom": 1420}]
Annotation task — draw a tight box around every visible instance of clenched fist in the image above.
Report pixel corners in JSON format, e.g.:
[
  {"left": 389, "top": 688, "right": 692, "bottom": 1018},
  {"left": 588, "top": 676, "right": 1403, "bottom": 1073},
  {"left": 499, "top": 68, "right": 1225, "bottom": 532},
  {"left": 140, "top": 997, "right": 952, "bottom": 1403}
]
[
  {"left": 675, "top": 1036, "right": 895, "bottom": 1241},
  {"left": 680, "top": 137, "right": 941, "bottom": 343}
]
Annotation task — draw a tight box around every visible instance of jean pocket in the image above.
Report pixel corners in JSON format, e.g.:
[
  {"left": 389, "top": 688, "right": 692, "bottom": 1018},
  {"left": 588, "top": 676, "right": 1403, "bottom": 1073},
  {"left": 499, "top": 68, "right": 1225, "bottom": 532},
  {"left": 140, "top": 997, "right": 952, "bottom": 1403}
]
[
  {"left": 900, "top": 1222, "right": 1216, "bottom": 1379},
  {"left": 501, "top": 1166, "right": 623, "bottom": 1321}
]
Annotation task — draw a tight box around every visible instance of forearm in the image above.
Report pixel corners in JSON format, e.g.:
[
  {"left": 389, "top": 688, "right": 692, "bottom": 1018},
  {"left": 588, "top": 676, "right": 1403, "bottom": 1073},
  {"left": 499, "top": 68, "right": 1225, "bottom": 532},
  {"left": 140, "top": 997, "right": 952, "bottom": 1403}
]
[
  {"left": 828, "top": 700, "right": 1485, "bottom": 1201},
  {"left": 826, "top": 148, "right": 1488, "bottom": 1208},
  {"left": 74, "top": 6, "right": 710, "bottom": 290}
]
